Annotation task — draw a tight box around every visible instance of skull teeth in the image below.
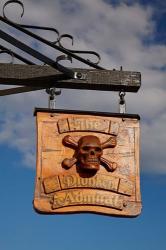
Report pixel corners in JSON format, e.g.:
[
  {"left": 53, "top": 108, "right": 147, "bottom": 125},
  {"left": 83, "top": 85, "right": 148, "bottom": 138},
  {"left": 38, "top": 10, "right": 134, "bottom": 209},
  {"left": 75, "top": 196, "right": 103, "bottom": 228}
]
[{"left": 87, "top": 159, "right": 99, "bottom": 163}]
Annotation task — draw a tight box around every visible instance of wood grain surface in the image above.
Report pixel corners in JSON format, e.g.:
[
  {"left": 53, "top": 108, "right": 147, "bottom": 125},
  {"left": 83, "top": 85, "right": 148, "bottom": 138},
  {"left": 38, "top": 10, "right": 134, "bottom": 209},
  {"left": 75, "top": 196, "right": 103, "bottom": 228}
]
[
  {"left": 34, "top": 110, "right": 142, "bottom": 217},
  {"left": 0, "top": 63, "right": 141, "bottom": 92}
]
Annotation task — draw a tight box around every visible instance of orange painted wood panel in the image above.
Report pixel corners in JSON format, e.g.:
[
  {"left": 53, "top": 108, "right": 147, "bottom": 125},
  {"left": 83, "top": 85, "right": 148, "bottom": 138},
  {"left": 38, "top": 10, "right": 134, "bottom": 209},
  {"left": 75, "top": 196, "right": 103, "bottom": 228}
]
[{"left": 34, "top": 110, "right": 141, "bottom": 217}]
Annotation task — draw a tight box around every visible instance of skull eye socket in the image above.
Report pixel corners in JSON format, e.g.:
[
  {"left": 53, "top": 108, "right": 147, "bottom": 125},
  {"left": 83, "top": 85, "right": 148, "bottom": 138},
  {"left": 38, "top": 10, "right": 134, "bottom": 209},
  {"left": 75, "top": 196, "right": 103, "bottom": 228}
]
[
  {"left": 95, "top": 147, "right": 102, "bottom": 152},
  {"left": 82, "top": 146, "right": 90, "bottom": 151},
  {"left": 81, "top": 146, "right": 102, "bottom": 152}
]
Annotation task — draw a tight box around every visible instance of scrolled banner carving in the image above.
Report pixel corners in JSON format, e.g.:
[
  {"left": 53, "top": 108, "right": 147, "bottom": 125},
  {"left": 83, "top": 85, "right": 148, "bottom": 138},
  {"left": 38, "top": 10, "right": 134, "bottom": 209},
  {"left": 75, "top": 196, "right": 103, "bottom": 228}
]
[
  {"left": 43, "top": 174, "right": 134, "bottom": 197},
  {"left": 57, "top": 117, "right": 119, "bottom": 135}
]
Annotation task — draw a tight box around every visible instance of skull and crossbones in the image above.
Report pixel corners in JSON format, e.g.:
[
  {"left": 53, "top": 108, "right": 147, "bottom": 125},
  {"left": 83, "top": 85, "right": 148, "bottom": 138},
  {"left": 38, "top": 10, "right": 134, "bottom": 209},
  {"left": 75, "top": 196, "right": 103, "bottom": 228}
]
[{"left": 62, "top": 135, "right": 117, "bottom": 172}]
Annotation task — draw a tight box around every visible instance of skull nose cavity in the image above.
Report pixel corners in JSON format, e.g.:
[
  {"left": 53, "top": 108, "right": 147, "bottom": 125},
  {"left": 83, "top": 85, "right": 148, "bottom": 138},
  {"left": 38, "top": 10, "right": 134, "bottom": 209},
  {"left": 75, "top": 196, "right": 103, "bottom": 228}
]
[{"left": 90, "top": 150, "right": 95, "bottom": 155}]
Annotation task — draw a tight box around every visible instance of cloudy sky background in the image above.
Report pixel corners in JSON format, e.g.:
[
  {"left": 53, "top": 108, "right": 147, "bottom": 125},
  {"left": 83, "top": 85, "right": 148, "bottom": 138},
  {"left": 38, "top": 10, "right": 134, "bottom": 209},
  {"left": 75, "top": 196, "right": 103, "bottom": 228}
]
[
  {"left": 0, "top": 0, "right": 166, "bottom": 174},
  {"left": 0, "top": 0, "right": 166, "bottom": 249}
]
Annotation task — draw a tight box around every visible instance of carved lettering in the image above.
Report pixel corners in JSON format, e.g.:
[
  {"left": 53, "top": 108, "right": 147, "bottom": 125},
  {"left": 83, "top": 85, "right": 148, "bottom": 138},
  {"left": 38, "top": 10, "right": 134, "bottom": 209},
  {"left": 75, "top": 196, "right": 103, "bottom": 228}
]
[
  {"left": 43, "top": 174, "right": 134, "bottom": 197},
  {"left": 52, "top": 189, "right": 124, "bottom": 210},
  {"left": 60, "top": 174, "right": 119, "bottom": 192},
  {"left": 57, "top": 118, "right": 120, "bottom": 135},
  {"left": 68, "top": 118, "right": 110, "bottom": 132}
]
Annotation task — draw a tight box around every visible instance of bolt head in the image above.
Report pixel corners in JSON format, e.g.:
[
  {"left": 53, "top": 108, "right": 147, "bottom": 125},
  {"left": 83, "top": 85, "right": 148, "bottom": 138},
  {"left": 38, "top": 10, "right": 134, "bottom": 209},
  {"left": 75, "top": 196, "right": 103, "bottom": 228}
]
[{"left": 76, "top": 72, "right": 82, "bottom": 79}]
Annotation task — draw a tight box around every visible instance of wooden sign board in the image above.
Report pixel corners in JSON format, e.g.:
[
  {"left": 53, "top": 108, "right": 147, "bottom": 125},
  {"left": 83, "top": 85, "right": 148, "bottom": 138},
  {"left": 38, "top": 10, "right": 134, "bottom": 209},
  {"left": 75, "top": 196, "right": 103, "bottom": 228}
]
[{"left": 34, "top": 108, "right": 142, "bottom": 217}]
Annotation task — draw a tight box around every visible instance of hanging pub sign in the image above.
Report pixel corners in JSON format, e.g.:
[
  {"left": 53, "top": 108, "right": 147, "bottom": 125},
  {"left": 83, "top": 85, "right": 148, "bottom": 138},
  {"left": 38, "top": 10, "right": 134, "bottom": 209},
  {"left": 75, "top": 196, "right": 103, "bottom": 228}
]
[
  {"left": 33, "top": 108, "right": 141, "bottom": 217},
  {"left": 0, "top": 0, "right": 142, "bottom": 217}
]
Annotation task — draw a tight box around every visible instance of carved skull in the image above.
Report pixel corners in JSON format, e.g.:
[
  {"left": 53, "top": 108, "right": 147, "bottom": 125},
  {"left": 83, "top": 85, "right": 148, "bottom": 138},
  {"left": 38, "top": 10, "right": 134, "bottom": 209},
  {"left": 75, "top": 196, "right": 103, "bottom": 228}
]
[
  {"left": 76, "top": 135, "right": 103, "bottom": 171},
  {"left": 62, "top": 134, "right": 117, "bottom": 172}
]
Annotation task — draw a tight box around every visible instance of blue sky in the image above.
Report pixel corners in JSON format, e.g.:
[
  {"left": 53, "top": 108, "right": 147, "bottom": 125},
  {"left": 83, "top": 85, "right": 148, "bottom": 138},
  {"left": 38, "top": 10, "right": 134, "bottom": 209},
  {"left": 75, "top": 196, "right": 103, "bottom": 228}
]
[
  {"left": 1, "top": 146, "right": 166, "bottom": 249},
  {"left": 0, "top": 0, "right": 166, "bottom": 249}
]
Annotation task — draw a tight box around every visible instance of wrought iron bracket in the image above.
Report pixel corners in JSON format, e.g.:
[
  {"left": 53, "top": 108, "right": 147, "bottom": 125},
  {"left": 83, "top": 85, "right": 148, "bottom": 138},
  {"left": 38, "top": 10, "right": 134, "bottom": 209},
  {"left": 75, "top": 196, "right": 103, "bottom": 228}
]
[{"left": 0, "top": 0, "right": 141, "bottom": 96}]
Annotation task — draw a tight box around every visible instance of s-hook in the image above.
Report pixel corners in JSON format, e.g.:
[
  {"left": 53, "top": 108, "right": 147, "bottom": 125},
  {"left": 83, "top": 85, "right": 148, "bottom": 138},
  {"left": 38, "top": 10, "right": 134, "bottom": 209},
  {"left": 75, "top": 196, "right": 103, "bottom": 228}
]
[
  {"left": 119, "top": 91, "right": 126, "bottom": 114},
  {"left": 46, "top": 88, "right": 61, "bottom": 110}
]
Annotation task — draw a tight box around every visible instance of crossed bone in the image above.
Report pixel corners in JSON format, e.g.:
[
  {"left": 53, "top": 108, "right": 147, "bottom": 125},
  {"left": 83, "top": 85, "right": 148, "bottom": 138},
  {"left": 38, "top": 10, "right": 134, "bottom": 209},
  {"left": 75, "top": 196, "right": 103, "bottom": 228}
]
[{"left": 62, "top": 135, "right": 117, "bottom": 172}]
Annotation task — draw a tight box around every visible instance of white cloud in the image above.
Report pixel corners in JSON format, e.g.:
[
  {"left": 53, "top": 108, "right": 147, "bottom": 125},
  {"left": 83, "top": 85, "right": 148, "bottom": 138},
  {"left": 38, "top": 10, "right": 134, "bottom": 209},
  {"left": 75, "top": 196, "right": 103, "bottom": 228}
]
[
  {"left": 0, "top": 111, "right": 36, "bottom": 168},
  {"left": 0, "top": 0, "right": 166, "bottom": 173},
  {"left": 142, "top": 112, "right": 166, "bottom": 174}
]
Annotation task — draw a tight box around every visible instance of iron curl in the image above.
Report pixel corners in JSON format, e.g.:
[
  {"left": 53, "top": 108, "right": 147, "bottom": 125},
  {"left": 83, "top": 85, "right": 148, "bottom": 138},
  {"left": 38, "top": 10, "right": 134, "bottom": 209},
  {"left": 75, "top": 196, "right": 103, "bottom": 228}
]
[
  {"left": 58, "top": 34, "right": 101, "bottom": 65},
  {"left": 0, "top": 47, "right": 14, "bottom": 64},
  {"left": 3, "top": 0, "right": 24, "bottom": 20}
]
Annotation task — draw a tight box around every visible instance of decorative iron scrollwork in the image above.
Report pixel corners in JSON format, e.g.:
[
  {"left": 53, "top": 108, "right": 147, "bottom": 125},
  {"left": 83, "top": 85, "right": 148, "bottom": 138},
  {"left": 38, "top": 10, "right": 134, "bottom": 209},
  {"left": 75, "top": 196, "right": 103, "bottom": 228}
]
[
  {"left": 2, "top": 0, "right": 103, "bottom": 68},
  {"left": 58, "top": 34, "right": 101, "bottom": 65},
  {"left": 3, "top": 0, "right": 60, "bottom": 43}
]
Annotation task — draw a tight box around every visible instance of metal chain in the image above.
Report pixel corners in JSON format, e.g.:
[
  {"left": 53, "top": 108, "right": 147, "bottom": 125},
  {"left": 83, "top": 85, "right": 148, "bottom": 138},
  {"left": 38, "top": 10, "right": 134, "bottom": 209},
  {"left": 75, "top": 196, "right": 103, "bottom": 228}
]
[
  {"left": 119, "top": 91, "right": 126, "bottom": 114},
  {"left": 46, "top": 88, "right": 61, "bottom": 109}
]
